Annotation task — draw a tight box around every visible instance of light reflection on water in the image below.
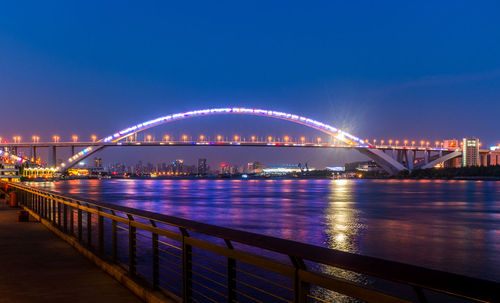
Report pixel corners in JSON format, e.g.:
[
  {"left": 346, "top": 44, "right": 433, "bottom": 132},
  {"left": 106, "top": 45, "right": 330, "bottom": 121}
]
[{"left": 28, "top": 179, "right": 500, "bottom": 282}]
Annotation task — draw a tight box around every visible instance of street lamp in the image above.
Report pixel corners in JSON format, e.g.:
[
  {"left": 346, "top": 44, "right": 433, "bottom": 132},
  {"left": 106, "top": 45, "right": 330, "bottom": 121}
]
[
  {"left": 199, "top": 135, "right": 205, "bottom": 141},
  {"left": 388, "top": 139, "right": 393, "bottom": 146},
  {"left": 251, "top": 136, "right": 256, "bottom": 142},
  {"left": 404, "top": 140, "right": 408, "bottom": 146},
  {"left": 72, "top": 135, "right": 78, "bottom": 143},
  {"left": 234, "top": 135, "right": 239, "bottom": 142},
  {"left": 380, "top": 139, "right": 384, "bottom": 145},
  {"left": 32, "top": 136, "right": 39, "bottom": 143},
  {"left": 317, "top": 137, "right": 322, "bottom": 144},
  {"left": 301, "top": 136, "right": 306, "bottom": 143},
  {"left": 268, "top": 136, "right": 273, "bottom": 142},
  {"left": 53, "top": 136, "right": 60, "bottom": 143},
  {"left": 146, "top": 135, "right": 152, "bottom": 142},
  {"left": 164, "top": 135, "right": 170, "bottom": 142},
  {"left": 182, "top": 135, "right": 188, "bottom": 142},
  {"left": 284, "top": 136, "right": 289, "bottom": 142},
  {"left": 395, "top": 140, "right": 399, "bottom": 146},
  {"left": 91, "top": 135, "right": 97, "bottom": 143},
  {"left": 411, "top": 141, "right": 415, "bottom": 147},
  {"left": 217, "top": 135, "right": 222, "bottom": 141},
  {"left": 420, "top": 140, "right": 425, "bottom": 147}
]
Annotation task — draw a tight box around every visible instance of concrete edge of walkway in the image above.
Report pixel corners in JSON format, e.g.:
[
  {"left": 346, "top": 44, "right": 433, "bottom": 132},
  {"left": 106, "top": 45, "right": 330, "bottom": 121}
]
[{"left": 21, "top": 205, "right": 178, "bottom": 303}]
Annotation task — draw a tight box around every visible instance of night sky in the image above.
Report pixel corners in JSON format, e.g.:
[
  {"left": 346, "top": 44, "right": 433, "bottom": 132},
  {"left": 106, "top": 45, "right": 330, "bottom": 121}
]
[{"left": 1, "top": 1, "right": 499, "bottom": 167}]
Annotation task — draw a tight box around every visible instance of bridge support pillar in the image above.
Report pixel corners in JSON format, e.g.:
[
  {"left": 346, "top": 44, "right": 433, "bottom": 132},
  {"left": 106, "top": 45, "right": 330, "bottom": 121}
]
[
  {"left": 407, "top": 150, "right": 414, "bottom": 171},
  {"left": 71, "top": 146, "right": 75, "bottom": 156},
  {"left": 30, "top": 146, "right": 37, "bottom": 161},
  {"left": 49, "top": 146, "right": 57, "bottom": 168}
]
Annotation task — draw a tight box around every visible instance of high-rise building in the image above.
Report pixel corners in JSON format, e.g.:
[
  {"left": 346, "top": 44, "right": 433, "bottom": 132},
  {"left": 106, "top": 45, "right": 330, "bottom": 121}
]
[
  {"left": 93, "top": 157, "right": 102, "bottom": 168},
  {"left": 462, "top": 138, "right": 480, "bottom": 167},
  {"left": 172, "top": 159, "right": 184, "bottom": 173},
  {"left": 197, "top": 158, "right": 207, "bottom": 175}
]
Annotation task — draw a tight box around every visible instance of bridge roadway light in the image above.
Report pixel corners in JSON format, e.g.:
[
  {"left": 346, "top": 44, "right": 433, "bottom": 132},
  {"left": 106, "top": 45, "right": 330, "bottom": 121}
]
[
  {"left": 234, "top": 135, "right": 239, "bottom": 142},
  {"left": 301, "top": 136, "right": 306, "bottom": 143},
  {"left": 268, "top": 136, "right": 273, "bottom": 142},
  {"left": 146, "top": 135, "right": 152, "bottom": 142},
  {"left": 380, "top": 139, "right": 384, "bottom": 145},
  {"left": 91, "top": 135, "right": 97, "bottom": 143},
  {"left": 72, "top": 135, "right": 78, "bottom": 143},
  {"left": 164, "top": 135, "right": 170, "bottom": 142},
  {"left": 404, "top": 140, "right": 408, "bottom": 146},
  {"left": 435, "top": 141, "right": 440, "bottom": 147},
  {"left": 182, "top": 135, "right": 188, "bottom": 142},
  {"left": 199, "top": 135, "right": 204, "bottom": 141},
  {"left": 317, "top": 137, "right": 322, "bottom": 144},
  {"left": 388, "top": 139, "right": 393, "bottom": 146},
  {"left": 395, "top": 140, "right": 399, "bottom": 146},
  {"left": 420, "top": 140, "right": 425, "bottom": 147},
  {"left": 53, "top": 135, "right": 60, "bottom": 143},
  {"left": 217, "top": 135, "right": 222, "bottom": 141},
  {"left": 412, "top": 141, "right": 415, "bottom": 147},
  {"left": 251, "top": 136, "right": 256, "bottom": 142},
  {"left": 32, "top": 136, "right": 39, "bottom": 143},
  {"left": 284, "top": 136, "right": 289, "bottom": 142}
]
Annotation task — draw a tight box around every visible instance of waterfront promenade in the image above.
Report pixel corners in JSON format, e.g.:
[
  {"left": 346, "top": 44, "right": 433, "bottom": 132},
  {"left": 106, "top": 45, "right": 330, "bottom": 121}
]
[{"left": 0, "top": 203, "right": 142, "bottom": 303}]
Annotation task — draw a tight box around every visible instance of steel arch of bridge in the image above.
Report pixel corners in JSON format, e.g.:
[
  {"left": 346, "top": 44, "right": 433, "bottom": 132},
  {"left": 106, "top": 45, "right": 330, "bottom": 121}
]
[
  {"left": 57, "top": 107, "right": 460, "bottom": 175},
  {"left": 60, "top": 107, "right": 365, "bottom": 170}
]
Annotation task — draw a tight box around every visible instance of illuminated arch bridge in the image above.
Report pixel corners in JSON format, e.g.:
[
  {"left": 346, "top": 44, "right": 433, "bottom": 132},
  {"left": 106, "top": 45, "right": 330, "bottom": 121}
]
[{"left": 55, "top": 107, "right": 459, "bottom": 175}]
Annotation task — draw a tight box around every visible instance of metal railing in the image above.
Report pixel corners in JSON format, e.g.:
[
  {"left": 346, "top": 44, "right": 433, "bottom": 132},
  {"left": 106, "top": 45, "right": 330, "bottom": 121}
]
[{"left": 2, "top": 181, "right": 498, "bottom": 303}]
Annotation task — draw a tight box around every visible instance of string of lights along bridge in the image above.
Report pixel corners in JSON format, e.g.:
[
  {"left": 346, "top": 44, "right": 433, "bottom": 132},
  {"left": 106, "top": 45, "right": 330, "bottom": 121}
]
[
  {"left": 1, "top": 134, "right": 458, "bottom": 148},
  {"left": 0, "top": 107, "right": 492, "bottom": 175}
]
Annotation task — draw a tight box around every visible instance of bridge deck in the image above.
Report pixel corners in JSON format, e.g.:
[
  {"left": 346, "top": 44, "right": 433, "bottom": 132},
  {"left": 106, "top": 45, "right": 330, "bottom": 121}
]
[{"left": 0, "top": 203, "right": 142, "bottom": 303}]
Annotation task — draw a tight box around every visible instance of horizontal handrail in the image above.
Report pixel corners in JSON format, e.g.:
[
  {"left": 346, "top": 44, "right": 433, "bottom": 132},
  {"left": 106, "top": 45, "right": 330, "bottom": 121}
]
[{"left": 3, "top": 181, "right": 498, "bottom": 302}]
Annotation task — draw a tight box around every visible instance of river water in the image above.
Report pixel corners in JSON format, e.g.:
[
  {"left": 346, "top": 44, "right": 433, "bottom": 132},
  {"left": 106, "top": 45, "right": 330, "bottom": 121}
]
[{"left": 31, "top": 178, "right": 500, "bottom": 282}]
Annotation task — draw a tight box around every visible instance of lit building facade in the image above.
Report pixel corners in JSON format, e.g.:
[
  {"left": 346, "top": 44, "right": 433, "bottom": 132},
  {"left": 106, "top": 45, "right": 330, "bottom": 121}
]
[
  {"left": 462, "top": 138, "right": 479, "bottom": 167},
  {"left": 197, "top": 158, "right": 207, "bottom": 175}
]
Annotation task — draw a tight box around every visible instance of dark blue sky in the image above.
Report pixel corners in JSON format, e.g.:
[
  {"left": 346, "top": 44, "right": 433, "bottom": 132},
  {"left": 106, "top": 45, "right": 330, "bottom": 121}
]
[{"left": 1, "top": 1, "right": 499, "bottom": 167}]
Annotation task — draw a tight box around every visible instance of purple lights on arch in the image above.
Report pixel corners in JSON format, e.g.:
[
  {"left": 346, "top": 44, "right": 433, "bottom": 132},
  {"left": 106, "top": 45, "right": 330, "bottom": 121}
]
[
  {"left": 103, "top": 107, "right": 363, "bottom": 144},
  {"left": 59, "top": 107, "right": 364, "bottom": 170}
]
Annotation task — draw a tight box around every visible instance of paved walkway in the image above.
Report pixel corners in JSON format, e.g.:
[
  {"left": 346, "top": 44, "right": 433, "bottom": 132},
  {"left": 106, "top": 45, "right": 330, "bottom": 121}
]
[{"left": 0, "top": 202, "right": 143, "bottom": 303}]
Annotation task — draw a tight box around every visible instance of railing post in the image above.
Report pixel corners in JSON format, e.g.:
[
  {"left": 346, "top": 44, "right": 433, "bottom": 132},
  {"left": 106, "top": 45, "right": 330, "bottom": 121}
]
[
  {"left": 150, "top": 220, "right": 159, "bottom": 290},
  {"left": 127, "top": 214, "right": 136, "bottom": 276},
  {"left": 63, "top": 203, "right": 68, "bottom": 232},
  {"left": 69, "top": 206, "right": 74, "bottom": 236},
  {"left": 57, "top": 198, "right": 62, "bottom": 228},
  {"left": 97, "top": 207, "right": 104, "bottom": 255},
  {"left": 77, "top": 203, "right": 83, "bottom": 242},
  {"left": 43, "top": 195, "right": 47, "bottom": 219},
  {"left": 111, "top": 210, "right": 118, "bottom": 262},
  {"left": 86, "top": 203, "right": 92, "bottom": 247},
  {"left": 225, "top": 239, "right": 236, "bottom": 303},
  {"left": 51, "top": 196, "right": 56, "bottom": 223},
  {"left": 180, "top": 228, "right": 192, "bottom": 303},
  {"left": 290, "top": 257, "right": 310, "bottom": 303}
]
